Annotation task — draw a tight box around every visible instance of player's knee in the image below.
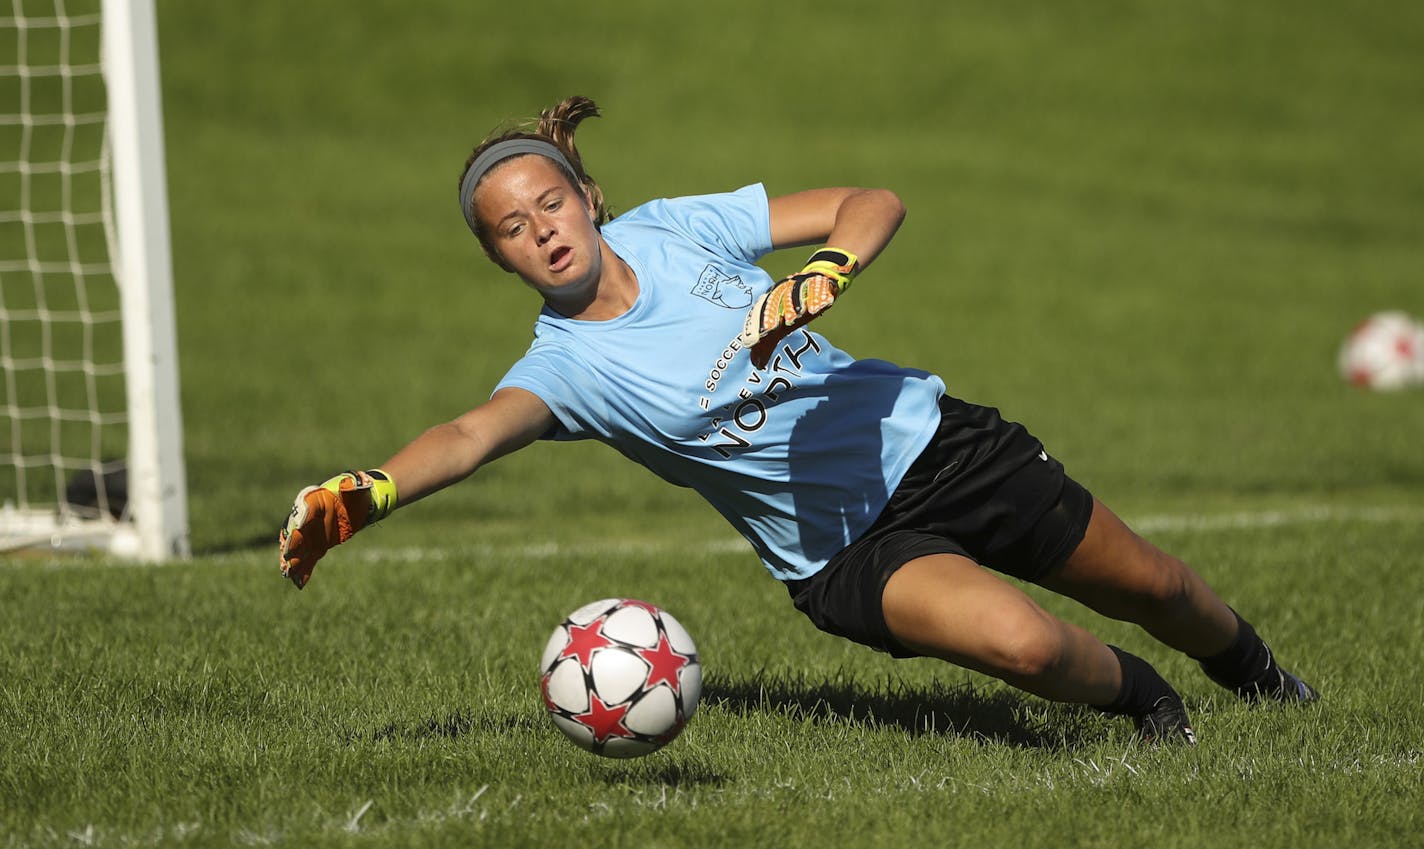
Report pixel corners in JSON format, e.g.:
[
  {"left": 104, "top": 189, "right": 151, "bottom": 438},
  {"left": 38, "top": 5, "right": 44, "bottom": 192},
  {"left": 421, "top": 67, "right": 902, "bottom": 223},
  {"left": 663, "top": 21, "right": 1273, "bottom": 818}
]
[
  {"left": 1136, "top": 553, "right": 1195, "bottom": 615},
  {"left": 988, "top": 611, "right": 1068, "bottom": 682}
]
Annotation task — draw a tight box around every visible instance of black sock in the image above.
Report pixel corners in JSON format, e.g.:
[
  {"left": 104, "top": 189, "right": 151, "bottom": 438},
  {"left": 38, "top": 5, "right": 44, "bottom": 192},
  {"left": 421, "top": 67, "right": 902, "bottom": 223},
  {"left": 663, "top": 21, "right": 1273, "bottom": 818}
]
[
  {"left": 1094, "top": 646, "right": 1179, "bottom": 716},
  {"left": 1194, "top": 609, "right": 1280, "bottom": 697}
]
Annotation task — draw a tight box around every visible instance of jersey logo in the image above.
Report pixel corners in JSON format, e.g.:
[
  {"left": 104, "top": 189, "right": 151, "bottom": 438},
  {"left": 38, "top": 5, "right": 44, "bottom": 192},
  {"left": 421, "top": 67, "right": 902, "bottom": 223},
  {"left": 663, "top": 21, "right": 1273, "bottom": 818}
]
[{"left": 691, "top": 265, "right": 753, "bottom": 309}]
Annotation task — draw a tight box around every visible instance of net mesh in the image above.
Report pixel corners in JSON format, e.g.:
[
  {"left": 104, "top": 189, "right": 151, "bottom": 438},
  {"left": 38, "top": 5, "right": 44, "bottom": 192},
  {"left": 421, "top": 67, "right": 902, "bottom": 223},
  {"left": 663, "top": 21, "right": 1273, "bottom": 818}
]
[{"left": 0, "top": 0, "right": 130, "bottom": 544}]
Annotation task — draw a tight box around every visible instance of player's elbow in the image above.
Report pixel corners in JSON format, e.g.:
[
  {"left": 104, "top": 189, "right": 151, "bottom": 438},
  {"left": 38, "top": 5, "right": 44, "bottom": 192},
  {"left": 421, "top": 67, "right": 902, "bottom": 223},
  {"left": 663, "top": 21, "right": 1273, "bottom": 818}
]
[{"left": 864, "top": 188, "right": 906, "bottom": 227}]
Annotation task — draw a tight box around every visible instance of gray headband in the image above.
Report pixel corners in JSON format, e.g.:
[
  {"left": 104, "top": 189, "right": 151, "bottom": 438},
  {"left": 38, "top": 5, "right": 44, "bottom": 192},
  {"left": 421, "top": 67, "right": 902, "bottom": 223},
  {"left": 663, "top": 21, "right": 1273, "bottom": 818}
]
[{"left": 459, "top": 138, "right": 578, "bottom": 235}]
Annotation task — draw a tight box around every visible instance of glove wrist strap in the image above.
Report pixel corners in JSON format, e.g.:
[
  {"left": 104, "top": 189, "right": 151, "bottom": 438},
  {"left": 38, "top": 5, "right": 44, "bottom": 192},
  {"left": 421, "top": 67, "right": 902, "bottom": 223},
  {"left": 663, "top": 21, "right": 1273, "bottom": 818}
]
[
  {"left": 802, "top": 247, "right": 860, "bottom": 292},
  {"left": 365, "top": 469, "right": 397, "bottom": 523},
  {"left": 805, "top": 247, "right": 858, "bottom": 271}
]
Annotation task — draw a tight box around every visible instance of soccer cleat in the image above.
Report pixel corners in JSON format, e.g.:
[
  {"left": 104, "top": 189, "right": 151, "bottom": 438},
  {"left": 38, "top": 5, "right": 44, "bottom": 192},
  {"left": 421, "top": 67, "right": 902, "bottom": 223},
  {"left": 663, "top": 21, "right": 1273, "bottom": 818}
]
[
  {"left": 1134, "top": 694, "right": 1198, "bottom": 745},
  {"left": 1203, "top": 645, "right": 1320, "bottom": 704},
  {"left": 1277, "top": 668, "right": 1320, "bottom": 703},
  {"left": 1201, "top": 641, "right": 1321, "bottom": 706},
  {"left": 1241, "top": 666, "right": 1319, "bottom": 704}
]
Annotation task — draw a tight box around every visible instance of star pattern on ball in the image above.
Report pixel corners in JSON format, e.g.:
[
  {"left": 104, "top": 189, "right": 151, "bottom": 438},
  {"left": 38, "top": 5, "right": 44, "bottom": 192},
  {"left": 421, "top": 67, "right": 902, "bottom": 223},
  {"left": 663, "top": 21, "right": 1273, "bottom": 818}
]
[
  {"left": 641, "top": 631, "right": 692, "bottom": 691},
  {"left": 539, "top": 677, "right": 560, "bottom": 714},
  {"left": 573, "top": 691, "right": 634, "bottom": 744},
  {"left": 558, "top": 618, "right": 614, "bottom": 667},
  {"left": 618, "top": 599, "right": 663, "bottom": 617}
]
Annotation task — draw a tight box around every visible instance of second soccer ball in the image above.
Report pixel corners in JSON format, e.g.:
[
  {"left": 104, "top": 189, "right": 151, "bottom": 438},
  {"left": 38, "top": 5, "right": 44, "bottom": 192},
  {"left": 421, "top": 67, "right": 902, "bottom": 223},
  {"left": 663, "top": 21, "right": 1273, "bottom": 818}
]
[{"left": 1338, "top": 311, "right": 1424, "bottom": 391}]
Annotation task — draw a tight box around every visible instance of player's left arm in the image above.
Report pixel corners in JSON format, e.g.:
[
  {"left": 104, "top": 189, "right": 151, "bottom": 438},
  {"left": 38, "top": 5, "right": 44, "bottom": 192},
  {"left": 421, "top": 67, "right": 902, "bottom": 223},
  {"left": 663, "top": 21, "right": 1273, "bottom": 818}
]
[
  {"left": 742, "top": 188, "right": 906, "bottom": 367},
  {"left": 767, "top": 187, "right": 906, "bottom": 268}
]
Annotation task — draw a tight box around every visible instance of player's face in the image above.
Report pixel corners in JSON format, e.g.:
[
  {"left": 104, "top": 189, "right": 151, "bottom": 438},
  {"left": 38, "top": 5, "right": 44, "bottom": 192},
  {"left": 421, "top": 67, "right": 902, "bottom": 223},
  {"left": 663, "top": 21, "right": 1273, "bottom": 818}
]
[{"left": 473, "top": 155, "right": 602, "bottom": 307}]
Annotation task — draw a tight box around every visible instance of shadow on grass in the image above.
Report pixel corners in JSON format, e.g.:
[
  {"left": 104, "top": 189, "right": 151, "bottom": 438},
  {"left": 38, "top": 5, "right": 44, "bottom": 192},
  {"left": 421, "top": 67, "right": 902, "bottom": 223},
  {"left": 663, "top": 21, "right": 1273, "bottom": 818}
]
[
  {"left": 595, "top": 760, "right": 730, "bottom": 787},
  {"left": 355, "top": 709, "right": 732, "bottom": 787},
  {"left": 704, "top": 670, "right": 1101, "bottom": 751}
]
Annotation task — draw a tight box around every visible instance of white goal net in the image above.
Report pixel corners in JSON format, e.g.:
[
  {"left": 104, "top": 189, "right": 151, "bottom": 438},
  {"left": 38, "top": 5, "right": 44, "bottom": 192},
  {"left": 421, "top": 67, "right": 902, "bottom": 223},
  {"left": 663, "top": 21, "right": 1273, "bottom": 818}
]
[{"left": 1, "top": 0, "right": 187, "bottom": 559}]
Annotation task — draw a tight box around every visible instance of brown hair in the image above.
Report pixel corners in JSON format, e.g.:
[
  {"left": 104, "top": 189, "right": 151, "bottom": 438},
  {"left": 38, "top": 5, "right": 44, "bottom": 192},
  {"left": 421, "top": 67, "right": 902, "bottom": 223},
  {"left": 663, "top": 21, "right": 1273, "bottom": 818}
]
[{"left": 461, "top": 96, "right": 609, "bottom": 268}]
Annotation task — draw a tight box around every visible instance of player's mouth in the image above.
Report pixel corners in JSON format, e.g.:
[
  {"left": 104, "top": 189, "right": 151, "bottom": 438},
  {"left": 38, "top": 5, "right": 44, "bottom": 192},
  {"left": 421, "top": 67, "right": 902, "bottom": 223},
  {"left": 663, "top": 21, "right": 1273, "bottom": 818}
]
[{"left": 548, "top": 245, "right": 573, "bottom": 272}]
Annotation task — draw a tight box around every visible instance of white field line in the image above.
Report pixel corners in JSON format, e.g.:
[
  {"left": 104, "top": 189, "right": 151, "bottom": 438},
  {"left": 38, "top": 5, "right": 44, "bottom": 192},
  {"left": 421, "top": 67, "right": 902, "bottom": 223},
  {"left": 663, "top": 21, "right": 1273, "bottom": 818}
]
[
  {"left": 349, "top": 503, "right": 1424, "bottom": 565},
  {"left": 6, "top": 503, "right": 1419, "bottom": 570},
  {"left": 1128, "top": 503, "right": 1424, "bottom": 534},
  {"left": 352, "top": 535, "right": 753, "bottom": 564}
]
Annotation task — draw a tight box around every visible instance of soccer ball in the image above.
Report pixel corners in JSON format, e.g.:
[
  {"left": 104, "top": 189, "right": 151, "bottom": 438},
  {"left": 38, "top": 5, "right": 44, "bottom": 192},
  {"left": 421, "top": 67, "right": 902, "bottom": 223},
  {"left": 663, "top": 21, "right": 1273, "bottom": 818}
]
[
  {"left": 1337, "top": 311, "right": 1424, "bottom": 391},
  {"left": 539, "top": 598, "right": 702, "bottom": 758}
]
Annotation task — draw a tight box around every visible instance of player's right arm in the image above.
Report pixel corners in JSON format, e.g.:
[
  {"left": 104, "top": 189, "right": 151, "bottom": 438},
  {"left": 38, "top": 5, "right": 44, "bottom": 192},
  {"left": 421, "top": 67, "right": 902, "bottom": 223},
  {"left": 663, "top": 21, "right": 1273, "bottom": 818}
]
[
  {"left": 278, "top": 387, "right": 554, "bottom": 588},
  {"left": 381, "top": 387, "right": 554, "bottom": 507}
]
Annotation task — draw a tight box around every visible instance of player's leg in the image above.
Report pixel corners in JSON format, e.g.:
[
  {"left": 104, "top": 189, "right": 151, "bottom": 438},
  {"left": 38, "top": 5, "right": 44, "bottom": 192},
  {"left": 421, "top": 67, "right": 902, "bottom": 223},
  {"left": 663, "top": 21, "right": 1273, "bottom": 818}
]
[
  {"left": 1039, "top": 497, "right": 1318, "bottom": 702},
  {"left": 882, "top": 552, "right": 1118, "bottom": 702},
  {"left": 1038, "top": 497, "right": 1237, "bottom": 656},
  {"left": 880, "top": 552, "right": 1194, "bottom": 741}
]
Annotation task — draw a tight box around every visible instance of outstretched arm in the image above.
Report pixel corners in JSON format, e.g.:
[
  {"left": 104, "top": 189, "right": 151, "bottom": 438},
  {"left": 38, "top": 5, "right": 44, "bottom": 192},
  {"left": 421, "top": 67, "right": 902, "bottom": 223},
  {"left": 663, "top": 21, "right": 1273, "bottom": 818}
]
[
  {"left": 741, "top": 188, "right": 906, "bottom": 367},
  {"left": 380, "top": 387, "right": 554, "bottom": 507},
  {"left": 277, "top": 387, "right": 555, "bottom": 588}
]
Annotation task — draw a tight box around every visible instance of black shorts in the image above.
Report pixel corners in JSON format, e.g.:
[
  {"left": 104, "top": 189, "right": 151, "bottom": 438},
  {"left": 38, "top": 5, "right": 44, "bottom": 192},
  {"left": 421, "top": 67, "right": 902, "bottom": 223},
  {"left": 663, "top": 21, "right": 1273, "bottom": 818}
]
[{"left": 784, "top": 395, "right": 1095, "bottom": 658}]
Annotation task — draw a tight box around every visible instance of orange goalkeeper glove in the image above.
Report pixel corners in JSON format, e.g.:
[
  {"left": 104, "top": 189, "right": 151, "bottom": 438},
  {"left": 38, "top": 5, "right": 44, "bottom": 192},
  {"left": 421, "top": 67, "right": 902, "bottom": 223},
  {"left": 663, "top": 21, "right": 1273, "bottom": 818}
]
[
  {"left": 277, "top": 469, "right": 396, "bottom": 589},
  {"left": 740, "top": 248, "right": 859, "bottom": 368}
]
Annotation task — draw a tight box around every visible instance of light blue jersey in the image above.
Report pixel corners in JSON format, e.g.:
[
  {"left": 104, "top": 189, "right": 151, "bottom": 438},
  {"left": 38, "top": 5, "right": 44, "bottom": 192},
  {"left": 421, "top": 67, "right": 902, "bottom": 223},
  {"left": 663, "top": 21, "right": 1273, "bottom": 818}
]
[{"left": 495, "top": 183, "right": 946, "bottom": 580}]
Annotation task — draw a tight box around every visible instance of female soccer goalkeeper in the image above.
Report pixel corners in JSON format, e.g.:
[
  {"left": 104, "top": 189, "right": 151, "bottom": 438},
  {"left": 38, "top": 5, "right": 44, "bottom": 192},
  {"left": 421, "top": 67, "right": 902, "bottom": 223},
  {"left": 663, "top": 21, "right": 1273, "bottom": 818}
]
[{"left": 278, "top": 96, "right": 1316, "bottom": 743}]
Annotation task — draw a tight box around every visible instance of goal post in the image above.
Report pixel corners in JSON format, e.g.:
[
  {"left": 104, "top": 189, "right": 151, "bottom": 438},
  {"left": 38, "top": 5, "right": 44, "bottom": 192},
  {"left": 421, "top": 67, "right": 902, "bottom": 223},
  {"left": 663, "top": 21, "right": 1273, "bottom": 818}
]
[
  {"left": 103, "top": 0, "right": 188, "bottom": 560},
  {"left": 0, "top": 0, "right": 188, "bottom": 560}
]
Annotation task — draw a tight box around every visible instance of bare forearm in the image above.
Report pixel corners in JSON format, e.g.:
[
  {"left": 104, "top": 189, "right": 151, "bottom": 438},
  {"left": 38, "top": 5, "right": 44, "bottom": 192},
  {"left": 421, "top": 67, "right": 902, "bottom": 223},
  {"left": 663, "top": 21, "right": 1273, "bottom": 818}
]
[
  {"left": 377, "top": 388, "right": 553, "bottom": 510},
  {"left": 824, "top": 189, "right": 906, "bottom": 271},
  {"left": 378, "top": 419, "right": 489, "bottom": 508},
  {"left": 768, "top": 187, "right": 907, "bottom": 270}
]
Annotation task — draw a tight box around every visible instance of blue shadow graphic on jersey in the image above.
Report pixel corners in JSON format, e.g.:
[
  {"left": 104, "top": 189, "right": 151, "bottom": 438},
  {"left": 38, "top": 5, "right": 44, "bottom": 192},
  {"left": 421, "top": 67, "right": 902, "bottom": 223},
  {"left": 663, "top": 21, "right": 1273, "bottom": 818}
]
[
  {"left": 692, "top": 265, "right": 754, "bottom": 309},
  {"left": 784, "top": 367, "right": 904, "bottom": 563}
]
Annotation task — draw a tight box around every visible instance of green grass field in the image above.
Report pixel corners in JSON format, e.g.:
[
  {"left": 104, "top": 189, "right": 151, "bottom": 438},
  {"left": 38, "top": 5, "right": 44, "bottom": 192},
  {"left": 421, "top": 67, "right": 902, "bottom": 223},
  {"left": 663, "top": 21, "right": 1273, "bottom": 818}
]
[{"left": 4, "top": 0, "right": 1424, "bottom": 846}]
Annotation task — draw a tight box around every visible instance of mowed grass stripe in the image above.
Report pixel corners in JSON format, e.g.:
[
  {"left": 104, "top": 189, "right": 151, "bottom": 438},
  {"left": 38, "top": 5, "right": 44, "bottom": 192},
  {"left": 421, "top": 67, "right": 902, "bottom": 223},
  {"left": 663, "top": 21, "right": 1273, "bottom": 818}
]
[{"left": 338, "top": 502, "right": 1424, "bottom": 564}]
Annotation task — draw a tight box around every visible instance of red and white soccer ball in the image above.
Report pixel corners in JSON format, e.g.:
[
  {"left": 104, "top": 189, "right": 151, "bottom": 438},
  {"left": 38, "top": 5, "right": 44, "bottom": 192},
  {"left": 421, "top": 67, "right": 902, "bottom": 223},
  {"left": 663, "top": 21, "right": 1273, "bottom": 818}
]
[
  {"left": 1338, "top": 311, "right": 1424, "bottom": 391},
  {"left": 539, "top": 598, "right": 702, "bottom": 758}
]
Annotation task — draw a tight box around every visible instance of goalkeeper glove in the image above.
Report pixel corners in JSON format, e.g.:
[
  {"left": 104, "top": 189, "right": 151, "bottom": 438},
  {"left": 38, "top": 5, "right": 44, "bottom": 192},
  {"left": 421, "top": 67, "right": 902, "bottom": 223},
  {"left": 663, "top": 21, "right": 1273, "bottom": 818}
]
[
  {"left": 278, "top": 469, "right": 396, "bottom": 589},
  {"left": 740, "top": 248, "right": 859, "bottom": 368}
]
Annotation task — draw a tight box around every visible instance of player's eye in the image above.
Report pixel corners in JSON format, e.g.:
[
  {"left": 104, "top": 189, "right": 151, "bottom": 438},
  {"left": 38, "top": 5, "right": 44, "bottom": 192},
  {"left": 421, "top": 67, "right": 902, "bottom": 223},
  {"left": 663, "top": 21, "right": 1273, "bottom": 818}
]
[{"left": 546, "top": 199, "right": 563, "bottom": 212}]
